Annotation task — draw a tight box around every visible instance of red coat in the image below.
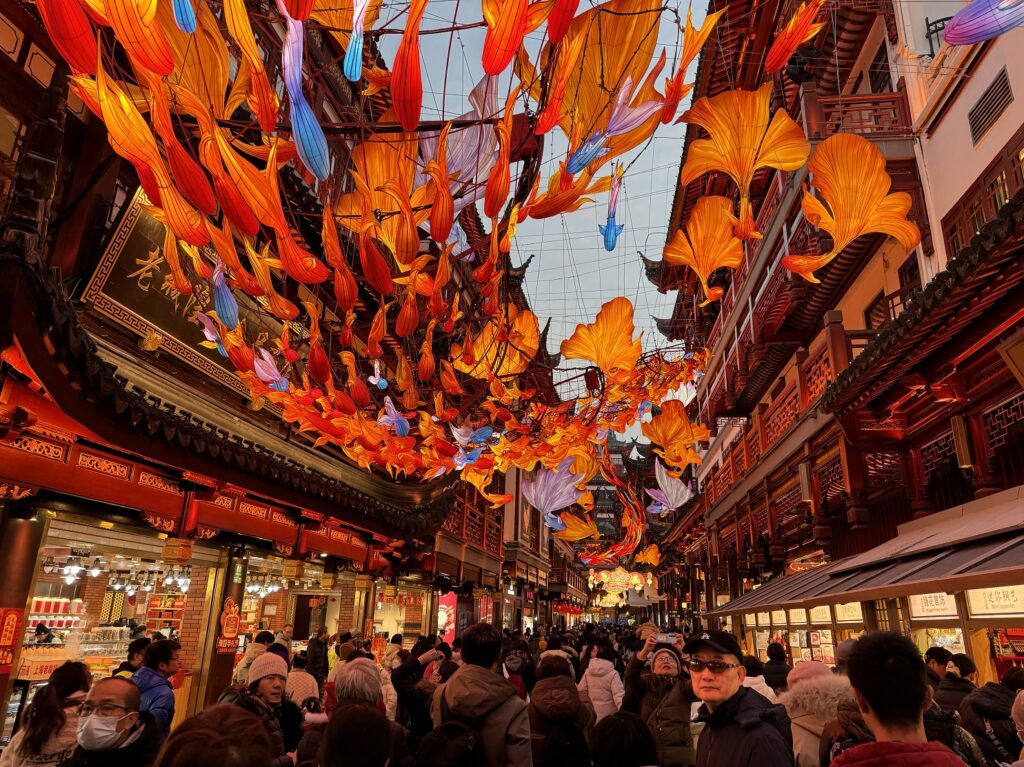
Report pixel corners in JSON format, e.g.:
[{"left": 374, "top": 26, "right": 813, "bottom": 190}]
[{"left": 831, "top": 740, "right": 966, "bottom": 766}]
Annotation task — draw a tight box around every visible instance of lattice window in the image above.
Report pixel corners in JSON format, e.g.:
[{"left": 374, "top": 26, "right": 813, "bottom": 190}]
[
  {"left": 984, "top": 393, "right": 1024, "bottom": 451},
  {"left": 816, "top": 456, "right": 845, "bottom": 502},
  {"left": 485, "top": 519, "right": 502, "bottom": 555},
  {"left": 866, "top": 452, "right": 903, "bottom": 486},
  {"left": 774, "top": 486, "right": 805, "bottom": 529},
  {"left": 763, "top": 387, "right": 800, "bottom": 446},
  {"left": 465, "top": 507, "right": 485, "bottom": 546},
  {"left": 747, "top": 428, "right": 762, "bottom": 465},
  {"left": 753, "top": 505, "right": 769, "bottom": 536},
  {"left": 921, "top": 431, "right": 955, "bottom": 481},
  {"left": 441, "top": 506, "right": 462, "bottom": 536},
  {"left": 803, "top": 347, "right": 833, "bottom": 402}
]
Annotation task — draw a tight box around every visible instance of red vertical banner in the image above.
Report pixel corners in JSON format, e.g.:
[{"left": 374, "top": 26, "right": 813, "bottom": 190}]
[
  {"left": 437, "top": 593, "right": 457, "bottom": 644},
  {"left": 0, "top": 608, "right": 24, "bottom": 674},
  {"left": 216, "top": 597, "right": 241, "bottom": 655}
]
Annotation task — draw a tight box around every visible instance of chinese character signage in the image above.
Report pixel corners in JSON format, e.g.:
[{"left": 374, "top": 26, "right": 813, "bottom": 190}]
[
  {"left": 789, "top": 608, "right": 808, "bottom": 625},
  {"left": 809, "top": 605, "right": 831, "bottom": 624},
  {"left": 967, "top": 585, "right": 1024, "bottom": 618},
  {"left": 217, "top": 597, "right": 241, "bottom": 655},
  {"left": 834, "top": 602, "right": 864, "bottom": 623},
  {"left": 770, "top": 609, "right": 787, "bottom": 625},
  {"left": 909, "top": 592, "right": 958, "bottom": 619},
  {"left": 0, "top": 608, "right": 23, "bottom": 674},
  {"left": 82, "top": 189, "right": 286, "bottom": 400},
  {"left": 756, "top": 611, "right": 770, "bottom": 627}
]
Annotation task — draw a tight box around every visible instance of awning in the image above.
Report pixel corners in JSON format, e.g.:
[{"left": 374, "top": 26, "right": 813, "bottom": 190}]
[{"left": 710, "top": 486, "right": 1024, "bottom": 616}]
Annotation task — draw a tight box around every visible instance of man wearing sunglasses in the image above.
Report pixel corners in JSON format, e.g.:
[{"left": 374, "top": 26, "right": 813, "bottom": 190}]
[{"left": 685, "top": 631, "right": 794, "bottom": 767}]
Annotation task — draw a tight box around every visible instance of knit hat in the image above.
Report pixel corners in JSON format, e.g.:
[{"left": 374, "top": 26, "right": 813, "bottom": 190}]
[
  {"left": 650, "top": 644, "right": 683, "bottom": 676},
  {"left": 787, "top": 660, "right": 832, "bottom": 688},
  {"left": 248, "top": 651, "right": 288, "bottom": 686}
]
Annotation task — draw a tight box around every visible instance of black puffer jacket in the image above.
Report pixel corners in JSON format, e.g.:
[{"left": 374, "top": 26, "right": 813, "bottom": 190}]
[
  {"left": 625, "top": 657, "right": 697, "bottom": 766},
  {"left": 933, "top": 675, "right": 976, "bottom": 714},
  {"left": 764, "top": 660, "right": 792, "bottom": 691},
  {"left": 218, "top": 686, "right": 303, "bottom": 766},
  {"left": 694, "top": 687, "right": 794, "bottom": 767},
  {"left": 923, "top": 704, "right": 987, "bottom": 767},
  {"left": 958, "top": 682, "right": 1023, "bottom": 763}
]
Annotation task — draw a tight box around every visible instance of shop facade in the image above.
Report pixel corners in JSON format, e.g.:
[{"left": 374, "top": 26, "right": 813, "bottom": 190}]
[{"left": 711, "top": 488, "right": 1024, "bottom": 685}]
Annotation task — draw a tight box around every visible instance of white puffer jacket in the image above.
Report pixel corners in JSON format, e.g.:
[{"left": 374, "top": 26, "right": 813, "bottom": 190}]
[{"left": 577, "top": 658, "right": 624, "bottom": 722}]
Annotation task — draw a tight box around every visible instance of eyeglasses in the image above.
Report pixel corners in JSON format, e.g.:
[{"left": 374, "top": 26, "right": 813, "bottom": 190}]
[
  {"left": 684, "top": 659, "right": 740, "bottom": 675},
  {"left": 80, "top": 703, "right": 130, "bottom": 717}
]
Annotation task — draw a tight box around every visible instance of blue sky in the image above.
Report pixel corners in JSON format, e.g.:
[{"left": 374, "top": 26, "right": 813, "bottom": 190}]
[{"left": 375, "top": 0, "right": 704, "bottom": 359}]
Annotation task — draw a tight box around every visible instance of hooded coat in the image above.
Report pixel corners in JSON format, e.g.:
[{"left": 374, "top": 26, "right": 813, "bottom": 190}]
[
  {"left": 923, "top": 704, "right": 987, "bottom": 767},
  {"left": 233, "top": 642, "right": 267, "bottom": 685},
  {"left": 383, "top": 642, "right": 403, "bottom": 671},
  {"left": 131, "top": 667, "right": 174, "bottom": 737},
  {"left": 829, "top": 741, "right": 966, "bottom": 767},
  {"left": 430, "top": 664, "right": 532, "bottom": 767},
  {"left": 527, "top": 676, "right": 595, "bottom": 767},
  {"left": 934, "top": 675, "right": 976, "bottom": 714},
  {"left": 625, "top": 655, "right": 697, "bottom": 766},
  {"left": 958, "top": 682, "right": 1024, "bottom": 763},
  {"left": 778, "top": 674, "right": 854, "bottom": 767},
  {"left": 578, "top": 658, "right": 625, "bottom": 722},
  {"left": 743, "top": 675, "right": 778, "bottom": 703},
  {"left": 694, "top": 687, "right": 794, "bottom": 767},
  {"left": 391, "top": 656, "right": 436, "bottom": 738}
]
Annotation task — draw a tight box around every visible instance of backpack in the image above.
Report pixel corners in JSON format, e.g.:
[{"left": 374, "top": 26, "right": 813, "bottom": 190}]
[
  {"left": 540, "top": 720, "right": 589, "bottom": 767},
  {"left": 416, "top": 690, "right": 495, "bottom": 767}
]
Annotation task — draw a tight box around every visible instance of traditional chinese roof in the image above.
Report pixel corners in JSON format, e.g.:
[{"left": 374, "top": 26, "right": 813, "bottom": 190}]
[{"left": 821, "top": 190, "right": 1024, "bottom": 415}]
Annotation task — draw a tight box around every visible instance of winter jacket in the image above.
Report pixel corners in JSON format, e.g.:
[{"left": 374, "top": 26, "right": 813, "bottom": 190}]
[
  {"left": 131, "top": 667, "right": 174, "bottom": 737},
  {"left": 430, "top": 663, "right": 532, "bottom": 767},
  {"left": 934, "top": 675, "right": 976, "bottom": 714},
  {"left": 764, "top": 660, "right": 793, "bottom": 691},
  {"left": 959, "top": 682, "right": 1024, "bottom": 763},
  {"left": 830, "top": 740, "right": 965, "bottom": 767},
  {"left": 778, "top": 673, "right": 853, "bottom": 767},
  {"left": 391, "top": 656, "right": 436, "bottom": 738},
  {"left": 267, "top": 641, "right": 291, "bottom": 669},
  {"left": 1, "top": 693, "right": 85, "bottom": 767},
  {"left": 694, "top": 687, "right": 794, "bottom": 767},
  {"left": 923, "top": 704, "right": 987, "bottom": 767},
  {"left": 380, "top": 665, "right": 398, "bottom": 721},
  {"left": 819, "top": 698, "right": 874, "bottom": 766},
  {"left": 527, "top": 675, "right": 595, "bottom": 767},
  {"left": 578, "top": 658, "right": 625, "bottom": 722},
  {"left": 57, "top": 713, "right": 163, "bottom": 767},
  {"left": 232, "top": 642, "right": 267, "bottom": 684},
  {"left": 218, "top": 685, "right": 303, "bottom": 767},
  {"left": 625, "top": 657, "right": 697, "bottom": 766},
  {"left": 744, "top": 675, "right": 778, "bottom": 703},
  {"left": 306, "top": 637, "right": 329, "bottom": 682},
  {"left": 286, "top": 669, "right": 321, "bottom": 707}
]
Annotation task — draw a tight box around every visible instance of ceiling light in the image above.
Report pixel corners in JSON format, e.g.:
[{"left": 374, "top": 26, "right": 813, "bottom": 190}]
[{"left": 64, "top": 574, "right": 77, "bottom": 585}]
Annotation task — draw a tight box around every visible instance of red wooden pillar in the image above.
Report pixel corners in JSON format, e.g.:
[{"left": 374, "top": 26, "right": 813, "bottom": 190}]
[{"left": 0, "top": 497, "right": 49, "bottom": 706}]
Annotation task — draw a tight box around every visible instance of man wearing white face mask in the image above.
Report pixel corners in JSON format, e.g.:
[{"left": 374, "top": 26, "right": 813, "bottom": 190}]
[{"left": 58, "top": 677, "right": 163, "bottom": 767}]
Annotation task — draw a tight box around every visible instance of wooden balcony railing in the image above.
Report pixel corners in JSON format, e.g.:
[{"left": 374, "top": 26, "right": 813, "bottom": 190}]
[
  {"left": 802, "top": 84, "right": 912, "bottom": 140},
  {"left": 763, "top": 384, "right": 800, "bottom": 447}
]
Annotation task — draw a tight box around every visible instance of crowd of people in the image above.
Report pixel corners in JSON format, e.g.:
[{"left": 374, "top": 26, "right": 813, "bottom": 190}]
[{"left": 4, "top": 620, "right": 1024, "bottom": 767}]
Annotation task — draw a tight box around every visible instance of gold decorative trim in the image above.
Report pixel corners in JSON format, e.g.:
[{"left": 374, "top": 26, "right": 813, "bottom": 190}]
[
  {"left": 273, "top": 542, "right": 295, "bottom": 557},
  {"left": 141, "top": 511, "right": 176, "bottom": 532},
  {"left": 213, "top": 495, "right": 235, "bottom": 509},
  {"left": 196, "top": 525, "right": 219, "bottom": 539},
  {"left": 77, "top": 452, "right": 132, "bottom": 480},
  {"left": 238, "top": 501, "right": 268, "bottom": 519},
  {"left": 10, "top": 435, "right": 67, "bottom": 462},
  {"left": 271, "top": 511, "right": 297, "bottom": 528},
  {"left": 138, "top": 471, "right": 182, "bottom": 494}
]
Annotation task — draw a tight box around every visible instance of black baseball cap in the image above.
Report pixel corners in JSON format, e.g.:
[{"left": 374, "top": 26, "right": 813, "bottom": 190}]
[{"left": 683, "top": 630, "right": 743, "bottom": 661}]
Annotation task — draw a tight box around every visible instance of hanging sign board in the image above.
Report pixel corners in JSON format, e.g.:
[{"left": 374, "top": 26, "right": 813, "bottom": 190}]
[
  {"left": 908, "top": 592, "right": 958, "bottom": 620},
  {"left": 967, "top": 585, "right": 1024, "bottom": 618}
]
